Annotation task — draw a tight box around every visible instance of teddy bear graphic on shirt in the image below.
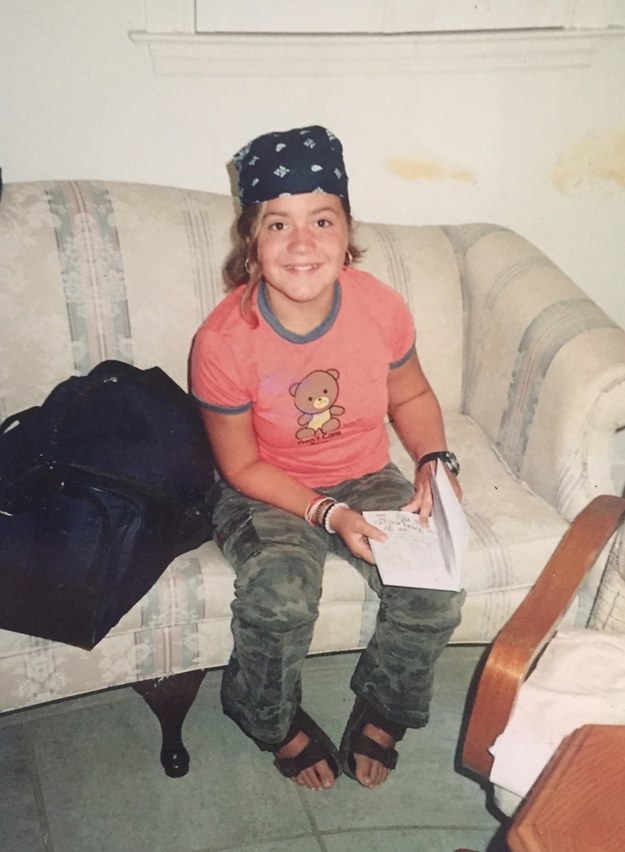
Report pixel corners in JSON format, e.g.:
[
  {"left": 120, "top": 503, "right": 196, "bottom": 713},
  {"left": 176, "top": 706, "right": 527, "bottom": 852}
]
[{"left": 289, "top": 369, "right": 345, "bottom": 441}]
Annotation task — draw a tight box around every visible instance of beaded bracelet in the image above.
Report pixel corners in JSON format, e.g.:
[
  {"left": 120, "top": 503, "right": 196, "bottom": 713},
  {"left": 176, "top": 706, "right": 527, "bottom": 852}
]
[
  {"left": 304, "top": 495, "right": 335, "bottom": 527},
  {"left": 323, "top": 501, "right": 349, "bottom": 534}
]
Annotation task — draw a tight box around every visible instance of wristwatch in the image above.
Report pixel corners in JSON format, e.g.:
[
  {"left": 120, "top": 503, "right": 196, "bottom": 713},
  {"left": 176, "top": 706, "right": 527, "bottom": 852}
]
[{"left": 417, "top": 451, "right": 460, "bottom": 477}]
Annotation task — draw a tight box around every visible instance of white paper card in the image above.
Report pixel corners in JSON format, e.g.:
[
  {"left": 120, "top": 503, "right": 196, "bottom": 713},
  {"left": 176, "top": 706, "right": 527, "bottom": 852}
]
[{"left": 363, "top": 461, "right": 469, "bottom": 591}]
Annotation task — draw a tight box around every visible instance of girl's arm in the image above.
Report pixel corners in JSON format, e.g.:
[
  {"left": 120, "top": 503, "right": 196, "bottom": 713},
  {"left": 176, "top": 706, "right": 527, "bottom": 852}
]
[
  {"left": 201, "top": 407, "right": 313, "bottom": 516},
  {"left": 200, "top": 407, "right": 386, "bottom": 562},
  {"left": 387, "top": 351, "right": 462, "bottom": 521}
]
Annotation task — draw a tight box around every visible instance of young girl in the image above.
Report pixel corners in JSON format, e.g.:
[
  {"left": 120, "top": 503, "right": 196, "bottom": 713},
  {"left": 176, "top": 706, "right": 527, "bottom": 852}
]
[{"left": 190, "top": 125, "right": 464, "bottom": 792}]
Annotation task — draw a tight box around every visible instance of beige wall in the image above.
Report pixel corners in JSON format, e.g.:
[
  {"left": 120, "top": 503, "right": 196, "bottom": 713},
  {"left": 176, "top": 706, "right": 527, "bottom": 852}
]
[{"left": 2, "top": 0, "right": 625, "bottom": 328}]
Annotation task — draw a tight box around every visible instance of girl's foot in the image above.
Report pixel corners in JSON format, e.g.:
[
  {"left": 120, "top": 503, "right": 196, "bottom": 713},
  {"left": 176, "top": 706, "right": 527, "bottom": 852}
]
[
  {"left": 352, "top": 723, "right": 396, "bottom": 788},
  {"left": 276, "top": 730, "right": 337, "bottom": 790},
  {"left": 339, "top": 696, "right": 406, "bottom": 788},
  {"left": 270, "top": 708, "right": 342, "bottom": 790}
]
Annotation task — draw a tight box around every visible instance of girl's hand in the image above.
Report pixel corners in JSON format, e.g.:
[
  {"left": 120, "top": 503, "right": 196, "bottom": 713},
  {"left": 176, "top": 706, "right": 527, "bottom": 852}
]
[
  {"left": 401, "top": 464, "right": 462, "bottom": 525},
  {"left": 328, "top": 506, "right": 387, "bottom": 564}
]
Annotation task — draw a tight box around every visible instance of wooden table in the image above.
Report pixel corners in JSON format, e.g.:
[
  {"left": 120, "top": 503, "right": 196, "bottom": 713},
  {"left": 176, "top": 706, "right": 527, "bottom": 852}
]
[{"left": 507, "top": 724, "right": 625, "bottom": 851}]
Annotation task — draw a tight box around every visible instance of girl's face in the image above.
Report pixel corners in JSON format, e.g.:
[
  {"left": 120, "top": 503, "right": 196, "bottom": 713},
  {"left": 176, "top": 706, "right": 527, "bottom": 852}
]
[{"left": 254, "top": 192, "right": 349, "bottom": 324}]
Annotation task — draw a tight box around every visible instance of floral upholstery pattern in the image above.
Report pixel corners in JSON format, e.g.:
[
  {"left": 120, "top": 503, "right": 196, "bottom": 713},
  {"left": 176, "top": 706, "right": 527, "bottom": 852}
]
[{"left": 1, "top": 180, "right": 624, "bottom": 715}]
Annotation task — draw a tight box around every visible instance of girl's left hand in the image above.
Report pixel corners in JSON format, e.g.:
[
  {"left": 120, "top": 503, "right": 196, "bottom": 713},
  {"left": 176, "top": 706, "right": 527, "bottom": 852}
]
[{"left": 400, "top": 464, "right": 462, "bottom": 525}]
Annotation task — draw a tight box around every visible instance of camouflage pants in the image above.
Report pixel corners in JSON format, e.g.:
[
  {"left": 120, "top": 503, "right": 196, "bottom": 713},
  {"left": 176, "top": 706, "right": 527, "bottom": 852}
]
[{"left": 212, "top": 463, "right": 465, "bottom": 747}]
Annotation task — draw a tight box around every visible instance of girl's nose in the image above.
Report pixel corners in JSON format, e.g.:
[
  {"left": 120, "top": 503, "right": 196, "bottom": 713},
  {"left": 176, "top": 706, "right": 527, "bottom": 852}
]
[{"left": 288, "top": 225, "right": 314, "bottom": 251}]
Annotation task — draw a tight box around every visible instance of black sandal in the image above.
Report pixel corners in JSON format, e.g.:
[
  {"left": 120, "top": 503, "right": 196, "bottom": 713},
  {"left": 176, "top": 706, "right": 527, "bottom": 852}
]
[
  {"left": 270, "top": 708, "right": 342, "bottom": 780},
  {"left": 339, "top": 696, "right": 407, "bottom": 781}
]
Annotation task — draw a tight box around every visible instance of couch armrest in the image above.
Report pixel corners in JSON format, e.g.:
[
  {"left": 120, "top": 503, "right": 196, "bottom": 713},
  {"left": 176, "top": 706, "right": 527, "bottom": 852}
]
[{"left": 448, "top": 225, "right": 625, "bottom": 520}]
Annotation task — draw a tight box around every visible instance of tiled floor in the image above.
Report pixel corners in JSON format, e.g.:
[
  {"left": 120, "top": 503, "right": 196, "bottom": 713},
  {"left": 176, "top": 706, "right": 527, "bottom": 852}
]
[{"left": 0, "top": 646, "right": 505, "bottom": 852}]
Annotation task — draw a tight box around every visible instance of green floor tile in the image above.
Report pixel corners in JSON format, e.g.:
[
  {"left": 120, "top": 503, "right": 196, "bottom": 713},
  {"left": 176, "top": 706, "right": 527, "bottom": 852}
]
[
  {"left": 0, "top": 725, "right": 47, "bottom": 852},
  {"left": 0, "top": 646, "right": 502, "bottom": 852}
]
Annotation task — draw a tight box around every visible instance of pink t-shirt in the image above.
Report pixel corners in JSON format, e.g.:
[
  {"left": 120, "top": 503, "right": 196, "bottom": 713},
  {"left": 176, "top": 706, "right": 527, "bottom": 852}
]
[{"left": 190, "top": 267, "right": 415, "bottom": 487}]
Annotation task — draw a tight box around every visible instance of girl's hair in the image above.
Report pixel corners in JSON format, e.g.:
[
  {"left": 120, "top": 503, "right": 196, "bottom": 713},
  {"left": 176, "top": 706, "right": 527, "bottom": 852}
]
[{"left": 222, "top": 197, "right": 364, "bottom": 323}]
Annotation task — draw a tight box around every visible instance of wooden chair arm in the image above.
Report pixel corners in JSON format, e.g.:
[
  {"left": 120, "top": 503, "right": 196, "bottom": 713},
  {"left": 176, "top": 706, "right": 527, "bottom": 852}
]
[{"left": 462, "top": 494, "right": 625, "bottom": 779}]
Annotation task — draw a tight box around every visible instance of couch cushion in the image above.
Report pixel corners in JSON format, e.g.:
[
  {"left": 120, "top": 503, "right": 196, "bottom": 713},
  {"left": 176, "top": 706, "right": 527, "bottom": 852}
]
[
  {"left": 0, "top": 182, "right": 234, "bottom": 416},
  {"left": 356, "top": 221, "right": 464, "bottom": 411}
]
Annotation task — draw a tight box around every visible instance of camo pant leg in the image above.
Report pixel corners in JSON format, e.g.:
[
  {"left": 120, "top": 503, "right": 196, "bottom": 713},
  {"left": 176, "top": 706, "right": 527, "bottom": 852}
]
[
  {"left": 212, "top": 482, "right": 329, "bottom": 747},
  {"left": 326, "top": 464, "right": 466, "bottom": 729}
]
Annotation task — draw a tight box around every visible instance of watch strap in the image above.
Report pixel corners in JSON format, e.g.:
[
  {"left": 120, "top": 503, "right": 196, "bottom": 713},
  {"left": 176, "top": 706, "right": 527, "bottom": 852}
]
[{"left": 417, "top": 451, "right": 459, "bottom": 475}]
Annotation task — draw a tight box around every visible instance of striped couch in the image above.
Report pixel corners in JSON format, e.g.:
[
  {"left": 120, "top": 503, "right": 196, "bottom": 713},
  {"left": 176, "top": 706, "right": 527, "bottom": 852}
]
[{"left": 1, "top": 180, "right": 624, "bottom": 774}]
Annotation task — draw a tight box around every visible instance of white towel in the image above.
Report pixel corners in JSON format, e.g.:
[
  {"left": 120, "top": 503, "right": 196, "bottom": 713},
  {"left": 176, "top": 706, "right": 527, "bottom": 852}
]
[{"left": 489, "top": 627, "right": 625, "bottom": 798}]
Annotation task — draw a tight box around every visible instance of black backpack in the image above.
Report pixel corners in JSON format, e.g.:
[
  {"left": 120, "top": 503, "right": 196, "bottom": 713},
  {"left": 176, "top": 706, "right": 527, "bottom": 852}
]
[{"left": 0, "top": 360, "right": 215, "bottom": 649}]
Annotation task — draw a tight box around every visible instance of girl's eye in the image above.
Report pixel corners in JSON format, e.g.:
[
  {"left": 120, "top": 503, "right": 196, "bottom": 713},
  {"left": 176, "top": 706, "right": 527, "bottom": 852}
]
[
  {"left": 268, "top": 221, "right": 285, "bottom": 231},
  {"left": 316, "top": 218, "right": 332, "bottom": 228}
]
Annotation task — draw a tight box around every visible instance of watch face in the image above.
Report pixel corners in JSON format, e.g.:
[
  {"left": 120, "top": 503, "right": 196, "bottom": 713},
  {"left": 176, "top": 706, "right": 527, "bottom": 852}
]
[{"left": 443, "top": 452, "right": 460, "bottom": 476}]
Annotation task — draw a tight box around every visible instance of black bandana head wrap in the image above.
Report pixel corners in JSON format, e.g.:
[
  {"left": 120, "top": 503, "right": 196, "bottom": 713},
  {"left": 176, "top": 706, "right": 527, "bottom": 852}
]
[{"left": 233, "top": 125, "right": 349, "bottom": 211}]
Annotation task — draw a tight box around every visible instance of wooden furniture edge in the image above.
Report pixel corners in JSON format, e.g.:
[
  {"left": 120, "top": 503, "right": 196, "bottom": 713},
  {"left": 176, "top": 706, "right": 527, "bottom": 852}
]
[{"left": 461, "top": 494, "right": 625, "bottom": 778}]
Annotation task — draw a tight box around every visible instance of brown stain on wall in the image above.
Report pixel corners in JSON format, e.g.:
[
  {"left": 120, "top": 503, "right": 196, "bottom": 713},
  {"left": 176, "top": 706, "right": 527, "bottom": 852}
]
[
  {"left": 554, "top": 128, "right": 625, "bottom": 193},
  {"left": 387, "top": 156, "right": 477, "bottom": 184}
]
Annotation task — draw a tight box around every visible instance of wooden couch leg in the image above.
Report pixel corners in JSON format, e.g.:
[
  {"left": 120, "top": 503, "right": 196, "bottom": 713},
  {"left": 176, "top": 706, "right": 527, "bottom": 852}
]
[{"left": 133, "top": 669, "right": 207, "bottom": 778}]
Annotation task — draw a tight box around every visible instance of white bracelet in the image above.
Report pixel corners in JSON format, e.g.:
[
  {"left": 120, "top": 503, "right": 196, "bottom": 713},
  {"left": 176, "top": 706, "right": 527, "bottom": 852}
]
[{"left": 323, "top": 501, "right": 349, "bottom": 534}]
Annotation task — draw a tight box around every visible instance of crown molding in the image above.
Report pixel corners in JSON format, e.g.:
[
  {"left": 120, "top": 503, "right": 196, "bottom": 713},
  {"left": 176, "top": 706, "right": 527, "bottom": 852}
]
[{"left": 129, "top": 28, "right": 625, "bottom": 76}]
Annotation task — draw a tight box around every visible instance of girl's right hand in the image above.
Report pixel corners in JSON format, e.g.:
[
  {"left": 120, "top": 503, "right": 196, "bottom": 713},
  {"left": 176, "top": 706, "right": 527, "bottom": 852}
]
[{"left": 328, "top": 506, "right": 387, "bottom": 564}]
